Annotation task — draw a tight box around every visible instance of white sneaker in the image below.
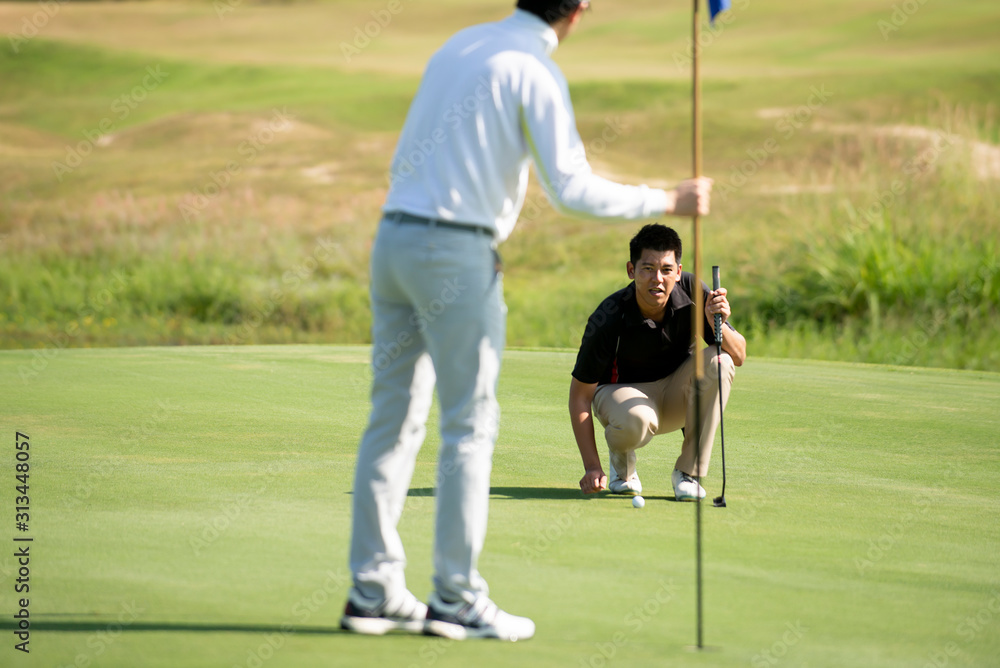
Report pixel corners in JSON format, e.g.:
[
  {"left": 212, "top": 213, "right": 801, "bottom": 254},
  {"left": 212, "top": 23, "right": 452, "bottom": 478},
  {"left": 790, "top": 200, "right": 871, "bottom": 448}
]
[
  {"left": 608, "top": 473, "right": 642, "bottom": 495},
  {"left": 672, "top": 468, "right": 706, "bottom": 501},
  {"left": 340, "top": 589, "right": 427, "bottom": 635},
  {"left": 608, "top": 457, "right": 642, "bottom": 495},
  {"left": 424, "top": 592, "right": 535, "bottom": 642}
]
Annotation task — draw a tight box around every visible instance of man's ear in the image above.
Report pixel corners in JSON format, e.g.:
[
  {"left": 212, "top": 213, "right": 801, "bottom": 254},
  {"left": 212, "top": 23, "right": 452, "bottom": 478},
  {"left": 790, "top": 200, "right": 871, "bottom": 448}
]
[
  {"left": 675, "top": 263, "right": 682, "bottom": 277},
  {"left": 627, "top": 261, "right": 635, "bottom": 279}
]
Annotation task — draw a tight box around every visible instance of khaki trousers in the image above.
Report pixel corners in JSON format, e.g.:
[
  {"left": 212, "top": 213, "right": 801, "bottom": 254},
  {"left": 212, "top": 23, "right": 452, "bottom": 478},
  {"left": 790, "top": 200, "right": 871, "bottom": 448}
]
[{"left": 592, "top": 347, "right": 734, "bottom": 479}]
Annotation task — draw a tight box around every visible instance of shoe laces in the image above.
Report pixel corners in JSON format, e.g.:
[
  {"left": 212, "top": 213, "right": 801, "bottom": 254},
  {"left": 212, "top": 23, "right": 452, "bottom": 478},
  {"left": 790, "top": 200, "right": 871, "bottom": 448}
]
[
  {"left": 456, "top": 596, "right": 499, "bottom": 626},
  {"left": 385, "top": 591, "right": 424, "bottom": 619}
]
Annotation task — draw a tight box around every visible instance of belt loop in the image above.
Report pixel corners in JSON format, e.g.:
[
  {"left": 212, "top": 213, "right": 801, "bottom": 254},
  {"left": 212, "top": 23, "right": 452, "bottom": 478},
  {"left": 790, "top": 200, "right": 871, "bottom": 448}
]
[{"left": 389, "top": 210, "right": 402, "bottom": 225}]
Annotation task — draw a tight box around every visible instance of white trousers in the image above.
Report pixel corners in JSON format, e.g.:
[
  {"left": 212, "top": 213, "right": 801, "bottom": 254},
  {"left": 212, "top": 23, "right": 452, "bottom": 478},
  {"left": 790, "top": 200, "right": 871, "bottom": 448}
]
[{"left": 349, "top": 214, "right": 505, "bottom": 605}]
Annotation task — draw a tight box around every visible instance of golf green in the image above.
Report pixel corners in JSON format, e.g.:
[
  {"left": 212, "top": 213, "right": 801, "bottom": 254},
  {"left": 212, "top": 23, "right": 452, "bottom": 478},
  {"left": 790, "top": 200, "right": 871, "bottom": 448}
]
[{"left": 1, "top": 345, "right": 998, "bottom": 667}]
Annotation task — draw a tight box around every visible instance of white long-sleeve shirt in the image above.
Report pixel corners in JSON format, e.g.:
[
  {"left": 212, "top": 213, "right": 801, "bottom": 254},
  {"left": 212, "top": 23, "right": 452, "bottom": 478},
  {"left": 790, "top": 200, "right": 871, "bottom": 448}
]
[{"left": 382, "top": 10, "right": 669, "bottom": 242}]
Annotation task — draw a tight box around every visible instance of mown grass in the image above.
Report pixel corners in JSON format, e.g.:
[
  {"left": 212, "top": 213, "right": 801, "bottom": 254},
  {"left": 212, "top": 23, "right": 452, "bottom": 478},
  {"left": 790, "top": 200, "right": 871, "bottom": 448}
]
[
  {"left": 0, "top": 1, "right": 998, "bottom": 369},
  {"left": 1, "top": 346, "right": 998, "bottom": 667}
]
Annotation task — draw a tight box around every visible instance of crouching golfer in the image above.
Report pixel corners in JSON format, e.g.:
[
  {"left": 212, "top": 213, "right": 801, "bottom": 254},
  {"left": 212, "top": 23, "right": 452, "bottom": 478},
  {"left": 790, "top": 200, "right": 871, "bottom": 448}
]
[{"left": 569, "top": 224, "right": 746, "bottom": 500}]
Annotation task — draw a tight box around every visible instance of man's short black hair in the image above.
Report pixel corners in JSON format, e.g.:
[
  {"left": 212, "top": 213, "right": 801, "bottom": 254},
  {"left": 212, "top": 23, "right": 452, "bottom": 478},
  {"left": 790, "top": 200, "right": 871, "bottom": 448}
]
[
  {"left": 516, "top": 0, "right": 584, "bottom": 25},
  {"left": 629, "top": 224, "right": 683, "bottom": 266}
]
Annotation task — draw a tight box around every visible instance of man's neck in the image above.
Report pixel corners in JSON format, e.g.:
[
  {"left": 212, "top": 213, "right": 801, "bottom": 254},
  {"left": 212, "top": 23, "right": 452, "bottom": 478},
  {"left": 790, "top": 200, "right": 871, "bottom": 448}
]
[{"left": 634, "top": 294, "right": 666, "bottom": 323}]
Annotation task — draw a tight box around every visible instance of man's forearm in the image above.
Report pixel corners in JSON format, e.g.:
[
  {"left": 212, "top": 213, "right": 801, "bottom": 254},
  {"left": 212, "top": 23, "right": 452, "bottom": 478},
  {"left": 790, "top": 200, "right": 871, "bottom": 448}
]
[
  {"left": 571, "top": 409, "right": 602, "bottom": 470},
  {"left": 569, "top": 379, "right": 602, "bottom": 478},
  {"left": 720, "top": 325, "right": 747, "bottom": 366},
  {"left": 570, "top": 395, "right": 608, "bottom": 494}
]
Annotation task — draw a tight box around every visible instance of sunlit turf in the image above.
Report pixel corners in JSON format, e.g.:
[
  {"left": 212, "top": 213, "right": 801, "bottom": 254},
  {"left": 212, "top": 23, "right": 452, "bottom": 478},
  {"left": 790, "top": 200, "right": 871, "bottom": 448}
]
[{"left": 0, "top": 345, "right": 998, "bottom": 667}]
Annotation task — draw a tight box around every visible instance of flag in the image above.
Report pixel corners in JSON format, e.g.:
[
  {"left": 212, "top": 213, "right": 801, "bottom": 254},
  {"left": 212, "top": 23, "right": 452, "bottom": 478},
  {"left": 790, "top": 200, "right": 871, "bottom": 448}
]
[{"left": 709, "top": 0, "right": 731, "bottom": 23}]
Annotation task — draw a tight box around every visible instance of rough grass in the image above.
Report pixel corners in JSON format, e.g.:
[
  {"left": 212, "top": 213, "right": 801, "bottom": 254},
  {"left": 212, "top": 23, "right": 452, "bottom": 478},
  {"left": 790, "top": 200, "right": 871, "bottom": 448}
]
[{"left": 0, "top": 0, "right": 999, "bottom": 369}]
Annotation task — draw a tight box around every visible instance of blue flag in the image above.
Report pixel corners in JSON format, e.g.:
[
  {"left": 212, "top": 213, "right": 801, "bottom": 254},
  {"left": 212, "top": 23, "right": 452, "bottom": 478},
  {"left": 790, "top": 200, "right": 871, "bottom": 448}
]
[{"left": 709, "top": 0, "right": 730, "bottom": 23}]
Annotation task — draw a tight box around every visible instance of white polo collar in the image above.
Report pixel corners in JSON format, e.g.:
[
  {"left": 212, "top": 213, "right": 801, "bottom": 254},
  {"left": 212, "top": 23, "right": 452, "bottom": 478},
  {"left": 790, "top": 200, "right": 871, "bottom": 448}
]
[{"left": 508, "top": 9, "right": 559, "bottom": 56}]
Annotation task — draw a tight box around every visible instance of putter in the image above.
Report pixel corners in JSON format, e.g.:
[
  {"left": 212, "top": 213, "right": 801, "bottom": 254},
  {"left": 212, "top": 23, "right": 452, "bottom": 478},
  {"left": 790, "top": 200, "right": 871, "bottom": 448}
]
[{"left": 712, "top": 266, "right": 727, "bottom": 508}]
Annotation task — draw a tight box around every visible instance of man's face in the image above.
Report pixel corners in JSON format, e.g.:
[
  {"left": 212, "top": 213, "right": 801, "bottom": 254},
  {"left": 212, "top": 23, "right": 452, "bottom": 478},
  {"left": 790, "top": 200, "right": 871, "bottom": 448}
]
[{"left": 627, "top": 248, "right": 682, "bottom": 318}]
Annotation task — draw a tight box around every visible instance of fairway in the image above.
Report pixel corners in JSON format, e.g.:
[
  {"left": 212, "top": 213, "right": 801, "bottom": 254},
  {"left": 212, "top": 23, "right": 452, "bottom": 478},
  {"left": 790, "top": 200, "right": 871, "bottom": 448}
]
[{"left": 1, "top": 346, "right": 998, "bottom": 667}]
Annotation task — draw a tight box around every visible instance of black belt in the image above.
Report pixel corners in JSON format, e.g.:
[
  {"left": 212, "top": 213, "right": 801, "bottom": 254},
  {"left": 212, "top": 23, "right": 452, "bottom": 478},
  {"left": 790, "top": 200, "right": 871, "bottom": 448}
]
[{"left": 385, "top": 211, "right": 493, "bottom": 238}]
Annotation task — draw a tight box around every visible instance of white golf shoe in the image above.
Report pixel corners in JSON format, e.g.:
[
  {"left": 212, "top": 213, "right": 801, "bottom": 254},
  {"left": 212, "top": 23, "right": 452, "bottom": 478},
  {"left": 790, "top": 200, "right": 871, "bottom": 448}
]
[
  {"left": 608, "top": 472, "right": 642, "bottom": 495},
  {"left": 607, "top": 457, "right": 642, "bottom": 495},
  {"left": 424, "top": 592, "right": 535, "bottom": 642},
  {"left": 672, "top": 468, "right": 706, "bottom": 501},
  {"left": 340, "top": 589, "right": 427, "bottom": 635}
]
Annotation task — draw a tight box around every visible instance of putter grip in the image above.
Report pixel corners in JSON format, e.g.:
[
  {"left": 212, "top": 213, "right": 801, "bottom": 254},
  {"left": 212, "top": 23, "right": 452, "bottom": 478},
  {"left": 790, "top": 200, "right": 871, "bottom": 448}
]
[{"left": 712, "top": 266, "right": 722, "bottom": 344}]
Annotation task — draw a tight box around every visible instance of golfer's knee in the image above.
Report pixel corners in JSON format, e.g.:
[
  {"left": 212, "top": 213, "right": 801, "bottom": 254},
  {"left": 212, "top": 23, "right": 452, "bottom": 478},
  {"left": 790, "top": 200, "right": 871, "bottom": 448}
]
[
  {"left": 709, "top": 352, "right": 735, "bottom": 383},
  {"left": 606, "top": 406, "right": 657, "bottom": 449}
]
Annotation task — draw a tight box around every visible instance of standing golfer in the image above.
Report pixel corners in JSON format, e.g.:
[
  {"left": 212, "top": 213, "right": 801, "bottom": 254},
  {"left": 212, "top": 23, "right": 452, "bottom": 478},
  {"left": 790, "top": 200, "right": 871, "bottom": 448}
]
[
  {"left": 569, "top": 224, "right": 746, "bottom": 500},
  {"left": 342, "top": 1, "right": 712, "bottom": 641}
]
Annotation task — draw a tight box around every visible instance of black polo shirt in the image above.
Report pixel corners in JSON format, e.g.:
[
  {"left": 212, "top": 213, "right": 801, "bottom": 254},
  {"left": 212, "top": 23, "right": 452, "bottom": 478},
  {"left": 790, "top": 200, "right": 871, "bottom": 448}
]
[{"left": 571, "top": 272, "right": 736, "bottom": 385}]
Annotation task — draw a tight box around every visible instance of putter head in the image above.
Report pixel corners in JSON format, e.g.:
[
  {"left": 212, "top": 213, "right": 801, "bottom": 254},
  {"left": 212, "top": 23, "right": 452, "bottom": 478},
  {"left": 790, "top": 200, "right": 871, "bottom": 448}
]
[{"left": 712, "top": 496, "right": 726, "bottom": 508}]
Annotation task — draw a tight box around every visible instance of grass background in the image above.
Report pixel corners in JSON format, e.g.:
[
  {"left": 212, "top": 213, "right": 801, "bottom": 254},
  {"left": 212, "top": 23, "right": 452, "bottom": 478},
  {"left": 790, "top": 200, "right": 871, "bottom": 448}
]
[
  {"left": 1, "top": 346, "right": 999, "bottom": 667},
  {"left": 0, "top": 0, "right": 998, "bottom": 369},
  {"left": 0, "top": 2, "right": 998, "bottom": 667}
]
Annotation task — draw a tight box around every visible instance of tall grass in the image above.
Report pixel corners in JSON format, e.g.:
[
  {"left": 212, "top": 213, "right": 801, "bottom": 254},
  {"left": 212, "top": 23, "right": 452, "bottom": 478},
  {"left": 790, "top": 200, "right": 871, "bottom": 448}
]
[
  {"left": 0, "top": 192, "right": 376, "bottom": 348},
  {"left": 1, "top": 31, "right": 998, "bottom": 370},
  {"left": 2, "top": 104, "right": 997, "bottom": 369},
  {"left": 737, "top": 106, "right": 1000, "bottom": 369}
]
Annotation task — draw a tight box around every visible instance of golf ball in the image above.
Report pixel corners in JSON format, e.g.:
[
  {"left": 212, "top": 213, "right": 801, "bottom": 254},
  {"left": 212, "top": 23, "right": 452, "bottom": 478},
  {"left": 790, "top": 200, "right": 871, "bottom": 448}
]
[{"left": 632, "top": 495, "right": 645, "bottom": 509}]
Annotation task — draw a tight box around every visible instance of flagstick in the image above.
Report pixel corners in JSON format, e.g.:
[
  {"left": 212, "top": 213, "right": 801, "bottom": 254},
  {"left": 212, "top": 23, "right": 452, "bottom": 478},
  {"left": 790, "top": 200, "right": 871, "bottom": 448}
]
[{"left": 691, "top": 0, "right": 705, "bottom": 652}]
